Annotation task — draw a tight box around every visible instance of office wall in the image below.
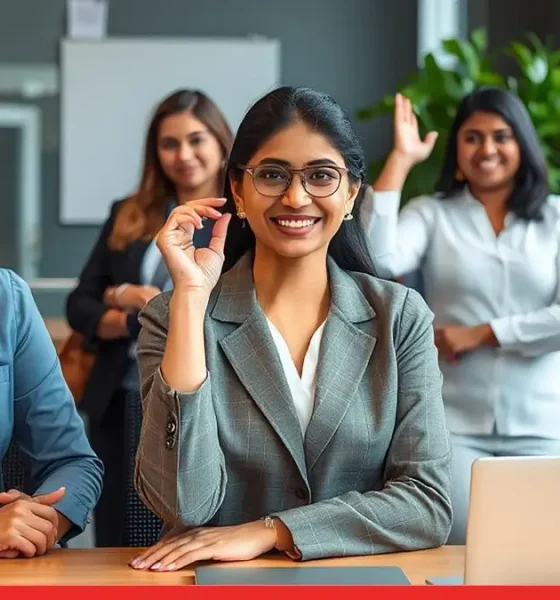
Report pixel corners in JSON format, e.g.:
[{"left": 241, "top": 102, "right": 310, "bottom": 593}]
[
  {"left": 0, "top": 0, "right": 418, "bottom": 314},
  {"left": 468, "top": 0, "right": 560, "bottom": 49}
]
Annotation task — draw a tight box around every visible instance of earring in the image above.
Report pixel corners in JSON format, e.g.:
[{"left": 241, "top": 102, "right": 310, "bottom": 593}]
[
  {"left": 237, "top": 209, "right": 246, "bottom": 228},
  {"left": 455, "top": 168, "right": 465, "bottom": 182},
  {"left": 343, "top": 213, "right": 354, "bottom": 221}
]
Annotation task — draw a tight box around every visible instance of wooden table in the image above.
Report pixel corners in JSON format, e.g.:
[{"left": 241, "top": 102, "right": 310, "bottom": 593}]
[{"left": 0, "top": 546, "right": 464, "bottom": 585}]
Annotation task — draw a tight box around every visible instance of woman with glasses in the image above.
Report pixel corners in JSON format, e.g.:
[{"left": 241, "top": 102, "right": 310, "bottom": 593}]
[
  {"left": 129, "top": 87, "right": 452, "bottom": 572},
  {"left": 362, "top": 88, "right": 560, "bottom": 544}
]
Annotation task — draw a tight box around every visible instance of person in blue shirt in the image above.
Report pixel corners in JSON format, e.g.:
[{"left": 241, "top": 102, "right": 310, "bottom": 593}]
[{"left": 0, "top": 269, "right": 103, "bottom": 558}]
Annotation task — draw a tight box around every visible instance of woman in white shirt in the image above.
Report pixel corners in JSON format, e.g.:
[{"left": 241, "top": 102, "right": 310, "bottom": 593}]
[
  {"left": 363, "top": 87, "right": 560, "bottom": 544},
  {"left": 129, "top": 86, "right": 452, "bottom": 571}
]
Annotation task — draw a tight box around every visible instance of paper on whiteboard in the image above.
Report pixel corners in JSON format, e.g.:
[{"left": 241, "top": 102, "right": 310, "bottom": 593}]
[{"left": 67, "top": 0, "right": 108, "bottom": 39}]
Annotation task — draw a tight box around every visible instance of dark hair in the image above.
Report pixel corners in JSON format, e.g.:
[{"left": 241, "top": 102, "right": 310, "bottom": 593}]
[
  {"left": 435, "top": 87, "right": 549, "bottom": 221},
  {"left": 222, "top": 86, "right": 376, "bottom": 276},
  {"left": 110, "top": 89, "right": 233, "bottom": 250}
]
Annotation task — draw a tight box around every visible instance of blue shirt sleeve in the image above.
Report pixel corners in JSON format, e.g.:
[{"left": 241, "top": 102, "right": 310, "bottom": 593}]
[{"left": 9, "top": 271, "right": 103, "bottom": 540}]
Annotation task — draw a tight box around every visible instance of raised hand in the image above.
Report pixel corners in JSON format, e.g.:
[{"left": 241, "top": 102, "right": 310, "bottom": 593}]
[
  {"left": 156, "top": 198, "right": 231, "bottom": 297},
  {"left": 393, "top": 93, "right": 438, "bottom": 165}
]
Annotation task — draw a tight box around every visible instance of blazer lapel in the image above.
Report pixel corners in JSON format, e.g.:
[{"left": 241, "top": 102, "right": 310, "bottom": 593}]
[
  {"left": 304, "top": 260, "right": 377, "bottom": 471},
  {"left": 213, "top": 255, "right": 308, "bottom": 485}
]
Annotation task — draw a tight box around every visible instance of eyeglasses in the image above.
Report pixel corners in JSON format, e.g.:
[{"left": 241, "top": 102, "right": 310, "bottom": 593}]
[{"left": 237, "top": 163, "right": 348, "bottom": 198}]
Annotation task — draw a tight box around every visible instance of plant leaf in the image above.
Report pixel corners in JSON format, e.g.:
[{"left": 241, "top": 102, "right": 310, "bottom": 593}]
[
  {"left": 506, "top": 76, "right": 519, "bottom": 93},
  {"left": 508, "top": 42, "right": 534, "bottom": 70},
  {"left": 526, "top": 31, "right": 547, "bottom": 56},
  {"left": 550, "top": 50, "right": 560, "bottom": 67},
  {"left": 536, "top": 122, "right": 560, "bottom": 138},
  {"left": 355, "top": 95, "right": 394, "bottom": 121},
  {"left": 441, "top": 38, "right": 480, "bottom": 78},
  {"left": 470, "top": 28, "right": 487, "bottom": 56},
  {"left": 477, "top": 71, "right": 505, "bottom": 86}
]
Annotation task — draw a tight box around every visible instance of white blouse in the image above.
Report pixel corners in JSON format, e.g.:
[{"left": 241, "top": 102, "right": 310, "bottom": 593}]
[
  {"left": 361, "top": 186, "right": 560, "bottom": 439},
  {"left": 266, "top": 317, "right": 326, "bottom": 435}
]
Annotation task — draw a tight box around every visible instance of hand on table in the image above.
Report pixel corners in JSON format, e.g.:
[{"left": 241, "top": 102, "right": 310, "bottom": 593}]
[
  {"left": 0, "top": 487, "right": 66, "bottom": 558},
  {"left": 129, "top": 520, "right": 278, "bottom": 572}
]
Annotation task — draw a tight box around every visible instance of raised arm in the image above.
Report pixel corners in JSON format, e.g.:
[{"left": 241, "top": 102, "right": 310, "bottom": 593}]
[
  {"left": 273, "top": 289, "right": 453, "bottom": 560},
  {"left": 361, "top": 94, "right": 439, "bottom": 278},
  {"left": 134, "top": 199, "right": 231, "bottom": 526}
]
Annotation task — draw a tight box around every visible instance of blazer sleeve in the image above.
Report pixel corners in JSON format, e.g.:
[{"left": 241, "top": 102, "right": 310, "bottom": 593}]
[
  {"left": 273, "top": 289, "right": 453, "bottom": 560},
  {"left": 65, "top": 200, "right": 122, "bottom": 345},
  {"left": 134, "top": 293, "right": 227, "bottom": 526},
  {"left": 9, "top": 272, "right": 103, "bottom": 540}
]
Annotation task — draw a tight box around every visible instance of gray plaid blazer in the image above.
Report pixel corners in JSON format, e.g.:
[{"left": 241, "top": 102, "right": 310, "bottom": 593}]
[{"left": 135, "top": 254, "right": 452, "bottom": 560}]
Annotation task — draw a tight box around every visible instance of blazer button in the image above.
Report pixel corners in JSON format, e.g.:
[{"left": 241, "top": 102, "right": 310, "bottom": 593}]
[
  {"left": 294, "top": 487, "right": 307, "bottom": 501},
  {"left": 166, "top": 420, "right": 177, "bottom": 435},
  {"left": 165, "top": 436, "right": 176, "bottom": 450}
]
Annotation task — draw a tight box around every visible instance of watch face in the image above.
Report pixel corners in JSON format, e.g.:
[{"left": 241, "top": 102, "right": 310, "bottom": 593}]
[{"left": 262, "top": 516, "right": 275, "bottom": 529}]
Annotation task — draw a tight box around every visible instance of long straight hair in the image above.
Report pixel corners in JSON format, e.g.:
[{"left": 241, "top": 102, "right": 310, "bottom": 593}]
[
  {"left": 221, "top": 87, "right": 376, "bottom": 277},
  {"left": 435, "top": 87, "right": 549, "bottom": 220},
  {"left": 109, "top": 89, "right": 233, "bottom": 251}
]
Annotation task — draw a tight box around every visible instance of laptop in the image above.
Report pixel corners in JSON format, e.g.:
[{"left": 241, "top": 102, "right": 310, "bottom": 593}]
[{"left": 427, "top": 456, "right": 560, "bottom": 585}]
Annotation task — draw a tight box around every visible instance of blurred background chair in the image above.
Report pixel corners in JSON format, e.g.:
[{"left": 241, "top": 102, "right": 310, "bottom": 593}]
[
  {"left": 1, "top": 442, "right": 27, "bottom": 493},
  {"left": 122, "top": 390, "right": 163, "bottom": 547}
]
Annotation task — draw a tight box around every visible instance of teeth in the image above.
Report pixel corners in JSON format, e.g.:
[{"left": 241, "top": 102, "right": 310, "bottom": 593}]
[{"left": 276, "top": 219, "right": 315, "bottom": 228}]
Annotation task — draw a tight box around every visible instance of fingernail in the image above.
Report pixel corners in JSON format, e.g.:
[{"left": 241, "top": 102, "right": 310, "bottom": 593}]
[
  {"left": 164, "top": 563, "right": 176, "bottom": 571},
  {"left": 133, "top": 560, "right": 146, "bottom": 569},
  {"left": 150, "top": 562, "right": 161, "bottom": 570}
]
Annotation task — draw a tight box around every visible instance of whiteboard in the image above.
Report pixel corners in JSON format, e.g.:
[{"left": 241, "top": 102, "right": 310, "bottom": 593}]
[{"left": 60, "top": 37, "right": 280, "bottom": 224}]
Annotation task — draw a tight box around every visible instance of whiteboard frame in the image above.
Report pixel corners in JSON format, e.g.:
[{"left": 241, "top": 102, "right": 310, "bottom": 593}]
[{"left": 59, "top": 36, "right": 280, "bottom": 225}]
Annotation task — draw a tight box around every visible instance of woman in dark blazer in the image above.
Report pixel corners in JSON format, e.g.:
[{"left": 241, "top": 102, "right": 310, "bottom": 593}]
[{"left": 66, "top": 89, "right": 233, "bottom": 546}]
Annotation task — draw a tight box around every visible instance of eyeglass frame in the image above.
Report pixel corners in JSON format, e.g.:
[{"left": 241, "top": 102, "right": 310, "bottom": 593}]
[{"left": 236, "top": 163, "right": 351, "bottom": 198}]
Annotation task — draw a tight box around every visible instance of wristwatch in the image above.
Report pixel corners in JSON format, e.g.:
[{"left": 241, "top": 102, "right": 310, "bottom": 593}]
[{"left": 262, "top": 515, "right": 276, "bottom": 530}]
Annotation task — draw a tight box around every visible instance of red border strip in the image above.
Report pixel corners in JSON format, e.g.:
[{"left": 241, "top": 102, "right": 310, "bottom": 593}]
[{"left": 3, "top": 586, "right": 560, "bottom": 599}]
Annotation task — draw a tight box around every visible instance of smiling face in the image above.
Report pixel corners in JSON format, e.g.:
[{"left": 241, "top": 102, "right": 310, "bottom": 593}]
[
  {"left": 231, "top": 120, "right": 360, "bottom": 260},
  {"left": 157, "top": 110, "right": 224, "bottom": 193},
  {"left": 456, "top": 110, "right": 521, "bottom": 193}
]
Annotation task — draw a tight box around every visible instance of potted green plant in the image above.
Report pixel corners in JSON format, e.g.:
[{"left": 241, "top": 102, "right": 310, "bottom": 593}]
[{"left": 357, "top": 28, "right": 560, "bottom": 204}]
